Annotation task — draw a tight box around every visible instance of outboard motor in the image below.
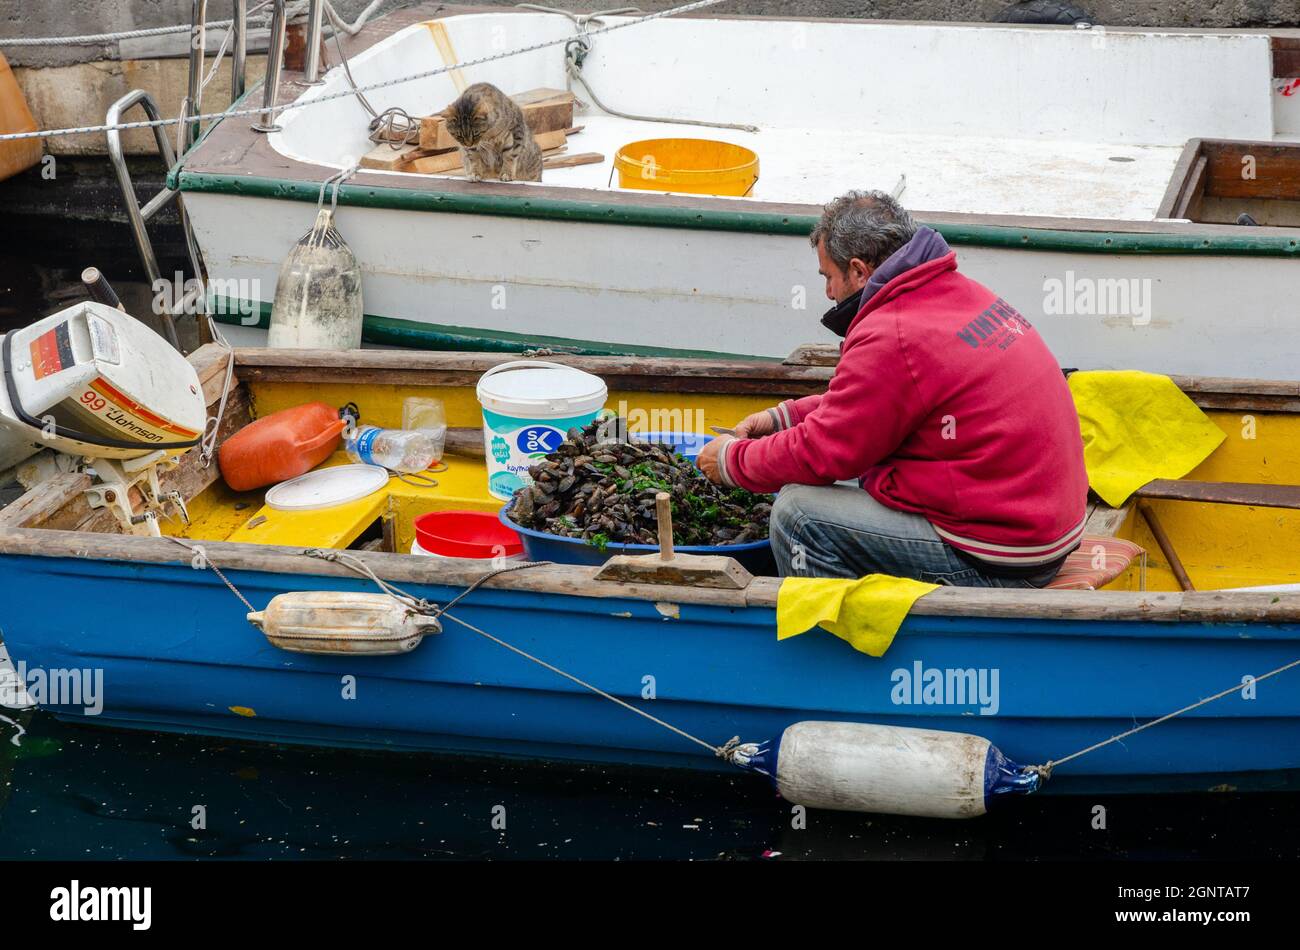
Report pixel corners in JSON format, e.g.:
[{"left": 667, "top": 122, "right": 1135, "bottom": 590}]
[{"left": 0, "top": 301, "right": 208, "bottom": 535}]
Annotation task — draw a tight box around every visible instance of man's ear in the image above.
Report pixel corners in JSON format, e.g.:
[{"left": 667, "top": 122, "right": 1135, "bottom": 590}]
[{"left": 847, "top": 257, "right": 874, "bottom": 288}]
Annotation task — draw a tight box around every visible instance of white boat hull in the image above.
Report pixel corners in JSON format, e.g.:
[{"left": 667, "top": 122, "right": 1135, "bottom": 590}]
[{"left": 189, "top": 190, "right": 1300, "bottom": 377}]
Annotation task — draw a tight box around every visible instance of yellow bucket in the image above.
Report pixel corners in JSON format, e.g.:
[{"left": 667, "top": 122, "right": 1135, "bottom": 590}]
[{"left": 613, "top": 138, "right": 759, "bottom": 197}]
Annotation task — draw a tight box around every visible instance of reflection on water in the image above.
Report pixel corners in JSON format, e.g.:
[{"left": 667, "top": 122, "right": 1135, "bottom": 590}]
[{"left": 2, "top": 713, "right": 1297, "bottom": 861}]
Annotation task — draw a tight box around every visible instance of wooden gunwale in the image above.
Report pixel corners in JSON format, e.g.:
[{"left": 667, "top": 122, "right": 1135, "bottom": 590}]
[
  {"left": 231, "top": 347, "right": 1300, "bottom": 412},
  {"left": 3, "top": 525, "right": 1299, "bottom": 624}
]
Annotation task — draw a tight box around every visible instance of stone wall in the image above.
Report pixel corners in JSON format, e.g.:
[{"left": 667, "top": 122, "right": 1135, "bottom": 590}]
[{"left": 0, "top": 0, "right": 379, "bottom": 67}]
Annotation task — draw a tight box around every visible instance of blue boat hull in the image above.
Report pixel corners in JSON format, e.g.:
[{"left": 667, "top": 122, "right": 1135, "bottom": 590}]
[{"left": 2, "top": 553, "right": 1298, "bottom": 791}]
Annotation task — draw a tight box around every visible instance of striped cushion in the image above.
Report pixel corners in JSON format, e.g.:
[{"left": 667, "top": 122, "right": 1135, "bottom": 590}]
[{"left": 1045, "top": 536, "right": 1144, "bottom": 591}]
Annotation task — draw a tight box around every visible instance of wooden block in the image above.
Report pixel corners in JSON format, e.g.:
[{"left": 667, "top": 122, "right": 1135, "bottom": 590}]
[
  {"left": 407, "top": 129, "right": 570, "bottom": 176},
  {"left": 420, "top": 88, "right": 576, "bottom": 151},
  {"left": 783, "top": 343, "right": 841, "bottom": 366},
  {"left": 593, "top": 493, "right": 752, "bottom": 589},
  {"left": 407, "top": 150, "right": 466, "bottom": 175},
  {"left": 594, "top": 553, "right": 754, "bottom": 590},
  {"left": 418, "top": 119, "right": 455, "bottom": 152},
  {"left": 359, "top": 141, "right": 451, "bottom": 171},
  {"left": 533, "top": 129, "right": 568, "bottom": 151},
  {"left": 543, "top": 151, "right": 604, "bottom": 171},
  {"left": 512, "top": 87, "right": 571, "bottom": 107}
]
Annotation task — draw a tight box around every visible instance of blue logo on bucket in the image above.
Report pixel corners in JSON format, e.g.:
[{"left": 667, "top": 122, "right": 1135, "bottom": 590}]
[
  {"left": 490, "top": 471, "right": 525, "bottom": 497},
  {"left": 518, "top": 426, "right": 564, "bottom": 455}
]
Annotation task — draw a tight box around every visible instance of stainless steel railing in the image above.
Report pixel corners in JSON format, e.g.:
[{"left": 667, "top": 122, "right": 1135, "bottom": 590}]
[
  {"left": 253, "top": 0, "right": 289, "bottom": 132},
  {"left": 300, "top": 0, "right": 325, "bottom": 85},
  {"left": 232, "top": 0, "right": 248, "bottom": 100}
]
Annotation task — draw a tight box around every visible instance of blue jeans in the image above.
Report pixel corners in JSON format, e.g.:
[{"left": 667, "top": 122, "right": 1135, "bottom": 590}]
[{"left": 769, "top": 484, "right": 1061, "bottom": 588}]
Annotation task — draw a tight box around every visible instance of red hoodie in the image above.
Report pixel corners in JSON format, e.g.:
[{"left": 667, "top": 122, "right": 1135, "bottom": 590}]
[{"left": 720, "top": 251, "right": 1089, "bottom": 569}]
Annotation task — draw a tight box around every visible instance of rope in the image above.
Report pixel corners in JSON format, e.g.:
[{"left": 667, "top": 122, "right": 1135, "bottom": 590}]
[
  {"left": 0, "top": 21, "right": 237, "bottom": 48},
  {"left": 198, "top": 331, "right": 236, "bottom": 467},
  {"left": 303, "top": 548, "right": 746, "bottom": 761},
  {"left": 161, "top": 536, "right": 258, "bottom": 613},
  {"left": 301, "top": 547, "right": 541, "bottom": 617},
  {"left": 440, "top": 609, "right": 738, "bottom": 759},
  {"left": 1032, "top": 653, "right": 1300, "bottom": 780},
  {"left": 518, "top": 4, "right": 759, "bottom": 133},
  {"left": 327, "top": 0, "right": 389, "bottom": 36},
  {"left": 0, "top": 0, "right": 733, "bottom": 143}
]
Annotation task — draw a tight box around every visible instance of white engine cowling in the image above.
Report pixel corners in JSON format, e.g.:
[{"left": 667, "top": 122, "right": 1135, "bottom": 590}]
[{"left": 0, "top": 302, "right": 207, "bottom": 473}]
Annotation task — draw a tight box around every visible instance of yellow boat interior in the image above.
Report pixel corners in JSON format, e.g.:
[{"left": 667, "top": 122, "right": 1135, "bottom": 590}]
[{"left": 6, "top": 345, "right": 1300, "bottom": 594}]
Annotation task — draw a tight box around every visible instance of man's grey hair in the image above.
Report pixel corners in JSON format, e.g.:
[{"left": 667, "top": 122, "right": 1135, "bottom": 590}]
[{"left": 810, "top": 190, "right": 918, "bottom": 271}]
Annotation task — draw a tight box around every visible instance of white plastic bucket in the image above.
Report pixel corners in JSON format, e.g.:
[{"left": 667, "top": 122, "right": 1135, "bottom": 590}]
[{"left": 475, "top": 361, "right": 608, "bottom": 500}]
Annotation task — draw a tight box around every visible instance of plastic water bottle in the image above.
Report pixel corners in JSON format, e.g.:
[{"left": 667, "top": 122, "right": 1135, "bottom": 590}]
[{"left": 344, "top": 425, "right": 436, "bottom": 473}]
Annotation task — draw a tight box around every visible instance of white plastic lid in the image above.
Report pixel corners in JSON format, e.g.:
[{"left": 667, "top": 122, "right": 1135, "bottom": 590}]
[
  {"left": 265, "top": 464, "right": 390, "bottom": 511},
  {"left": 476, "top": 361, "right": 608, "bottom": 417}
]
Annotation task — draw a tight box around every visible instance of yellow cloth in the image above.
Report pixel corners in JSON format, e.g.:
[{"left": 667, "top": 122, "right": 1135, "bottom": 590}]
[
  {"left": 777, "top": 574, "right": 939, "bottom": 657},
  {"left": 1068, "top": 370, "right": 1225, "bottom": 508}
]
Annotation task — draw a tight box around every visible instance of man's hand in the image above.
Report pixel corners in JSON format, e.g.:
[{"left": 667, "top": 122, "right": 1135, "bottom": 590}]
[
  {"left": 734, "top": 409, "right": 778, "bottom": 439},
  {"left": 696, "top": 434, "right": 735, "bottom": 485}
]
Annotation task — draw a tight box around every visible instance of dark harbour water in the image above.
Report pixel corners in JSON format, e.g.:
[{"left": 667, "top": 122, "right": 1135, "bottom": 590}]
[{"left": 2, "top": 712, "right": 1298, "bottom": 861}]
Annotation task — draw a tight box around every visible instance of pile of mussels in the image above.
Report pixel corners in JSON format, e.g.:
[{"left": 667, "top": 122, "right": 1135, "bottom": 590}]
[{"left": 507, "top": 419, "right": 774, "bottom": 548}]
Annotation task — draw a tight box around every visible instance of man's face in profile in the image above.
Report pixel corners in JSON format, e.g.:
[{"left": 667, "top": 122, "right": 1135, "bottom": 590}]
[{"left": 816, "top": 238, "right": 872, "bottom": 305}]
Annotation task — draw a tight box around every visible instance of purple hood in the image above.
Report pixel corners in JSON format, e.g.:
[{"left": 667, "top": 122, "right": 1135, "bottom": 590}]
[{"left": 820, "top": 226, "right": 953, "bottom": 337}]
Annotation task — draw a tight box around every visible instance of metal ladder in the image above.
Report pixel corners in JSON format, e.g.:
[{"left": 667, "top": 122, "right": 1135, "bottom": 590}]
[
  {"left": 105, "top": 88, "right": 207, "bottom": 351},
  {"left": 105, "top": 0, "right": 305, "bottom": 350}
]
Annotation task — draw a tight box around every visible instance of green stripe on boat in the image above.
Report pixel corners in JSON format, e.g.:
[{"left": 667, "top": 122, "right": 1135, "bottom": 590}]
[
  {"left": 176, "top": 171, "right": 1300, "bottom": 257},
  {"left": 209, "top": 298, "right": 774, "bottom": 359}
]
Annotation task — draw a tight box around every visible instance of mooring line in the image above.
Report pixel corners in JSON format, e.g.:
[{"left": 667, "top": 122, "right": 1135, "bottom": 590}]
[
  {"left": 162, "top": 538, "right": 742, "bottom": 760},
  {"left": 1032, "top": 654, "right": 1300, "bottom": 779},
  {"left": 301, "top": 548, "right": 744, "bottom": 760}
]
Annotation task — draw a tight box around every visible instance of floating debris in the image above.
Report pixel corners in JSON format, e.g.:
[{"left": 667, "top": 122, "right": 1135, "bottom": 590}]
[{"left": 506, "top": 419, "right": 773, "bottom": 547}]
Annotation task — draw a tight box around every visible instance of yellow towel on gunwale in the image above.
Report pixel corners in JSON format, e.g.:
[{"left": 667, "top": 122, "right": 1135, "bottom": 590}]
[
  {"left": 777, "top": 575, "right": 939, "bottom": 657},
  {"left": 1068, "top": 370, "right": 1226, "bottom": 508}
]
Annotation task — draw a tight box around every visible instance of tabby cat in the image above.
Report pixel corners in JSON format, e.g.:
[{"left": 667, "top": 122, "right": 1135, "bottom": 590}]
[{"left": 442, "top": 83, "right": 543, "bottom": 183}]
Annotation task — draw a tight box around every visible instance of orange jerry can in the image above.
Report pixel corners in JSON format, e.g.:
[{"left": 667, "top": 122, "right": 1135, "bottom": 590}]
[{"left": 218, "top": 402, "right": 346, "bottom": 491}]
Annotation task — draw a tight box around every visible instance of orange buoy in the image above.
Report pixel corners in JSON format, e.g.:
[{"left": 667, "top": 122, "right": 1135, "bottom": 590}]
[{"left": 218, "top": 403, "right": 346, "bottom": 492}]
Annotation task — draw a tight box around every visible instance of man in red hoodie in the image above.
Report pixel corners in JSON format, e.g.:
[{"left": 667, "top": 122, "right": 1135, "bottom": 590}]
[{"left": 696, "top": 190, "right": 1088, "bottom": 587}]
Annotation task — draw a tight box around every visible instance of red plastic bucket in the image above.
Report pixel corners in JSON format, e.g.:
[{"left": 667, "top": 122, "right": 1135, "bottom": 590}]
[{"left": 414, "top": 510, "right": 523, "bottom": 559}]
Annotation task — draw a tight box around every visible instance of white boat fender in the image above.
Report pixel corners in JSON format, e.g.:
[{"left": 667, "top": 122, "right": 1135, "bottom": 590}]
[
  {"left": 731, "top": 721, "right": 1040, "bottom": 819},
  {"left": 247, "top": 591, "right": 441, "bottom": 655},
  {"left": 267, "top": 193, "right": 364, "bottom": 351}
]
